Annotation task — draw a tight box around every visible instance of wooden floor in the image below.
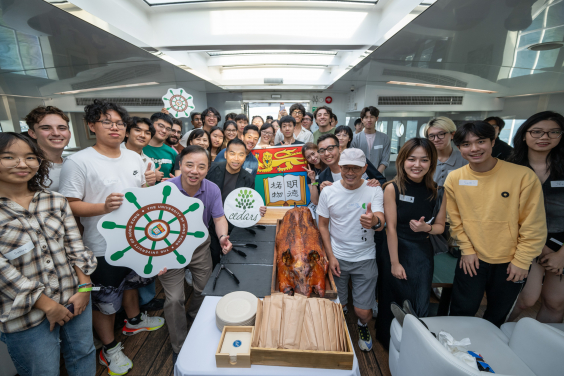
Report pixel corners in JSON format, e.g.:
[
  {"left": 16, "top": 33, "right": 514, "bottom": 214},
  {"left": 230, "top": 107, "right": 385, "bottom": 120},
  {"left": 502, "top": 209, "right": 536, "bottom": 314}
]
[{"left": 59, "top": 281, "right": 542, "bottom": 376}]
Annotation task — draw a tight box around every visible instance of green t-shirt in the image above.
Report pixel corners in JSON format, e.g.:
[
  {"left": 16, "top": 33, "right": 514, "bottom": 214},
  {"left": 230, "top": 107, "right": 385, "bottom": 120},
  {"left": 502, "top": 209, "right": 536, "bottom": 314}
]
[
  {"left": 313, "top": 127, "right": 336, "bottom": 143},
  {"left": 143, "top": 144, "right": 178, "bottom": 182}
]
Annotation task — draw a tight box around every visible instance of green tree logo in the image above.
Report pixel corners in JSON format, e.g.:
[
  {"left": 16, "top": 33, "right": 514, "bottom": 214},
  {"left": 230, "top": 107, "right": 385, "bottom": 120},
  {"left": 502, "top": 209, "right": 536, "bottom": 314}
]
[{"left": 235, "top": 189, "right": 255, "bottom": 210}]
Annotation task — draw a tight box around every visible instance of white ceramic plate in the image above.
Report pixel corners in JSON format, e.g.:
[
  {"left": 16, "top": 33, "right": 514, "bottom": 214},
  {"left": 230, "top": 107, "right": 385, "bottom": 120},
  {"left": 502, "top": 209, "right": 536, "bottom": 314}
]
[{"left": 216, "top": 291, "right": 257, "bottom": 326}]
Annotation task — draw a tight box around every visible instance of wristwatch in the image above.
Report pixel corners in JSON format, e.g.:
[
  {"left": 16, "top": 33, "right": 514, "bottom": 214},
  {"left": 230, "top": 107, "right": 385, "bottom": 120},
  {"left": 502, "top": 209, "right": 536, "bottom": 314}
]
[{"left": 371, "top": 217, "right": 382, "bottom": 230}]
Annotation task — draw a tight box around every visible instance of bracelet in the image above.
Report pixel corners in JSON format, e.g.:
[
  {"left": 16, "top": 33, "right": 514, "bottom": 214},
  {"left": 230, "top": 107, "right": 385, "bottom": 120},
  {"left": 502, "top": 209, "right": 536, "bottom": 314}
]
[
  {"left": 78, "top": 287, "right": 92, "bottom": 292},
  {"left": 78, "top": 283, "right": 92, "bottom": 288},
  {"left": 426, "top": 224, "right": 433, "bottom": 233},
  {"left": 311, "top": 182, "right": 319, "bottom": 186},
  {"left": 219, "top": 235, "right": 226, "bottom": 240}
]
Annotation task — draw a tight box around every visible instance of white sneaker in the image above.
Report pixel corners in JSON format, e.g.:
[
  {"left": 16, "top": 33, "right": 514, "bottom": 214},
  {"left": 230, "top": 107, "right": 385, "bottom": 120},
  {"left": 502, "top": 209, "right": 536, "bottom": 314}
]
[
  {"left": 372, "top": 300, "right": 378, "bottom": 318},
  {"left": 185, "top": 269, "right": 193, "bottom": 286},
  {"left": 122, "top": 312, "right": 165, "bottom": 336},
  {"left": 99, "top": 342, "right": 132, "bottom": 376}
]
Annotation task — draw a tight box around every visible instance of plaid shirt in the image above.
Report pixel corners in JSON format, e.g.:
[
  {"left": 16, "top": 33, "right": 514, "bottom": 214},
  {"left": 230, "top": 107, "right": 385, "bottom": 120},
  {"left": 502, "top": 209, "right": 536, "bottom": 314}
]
[{"left": 0, "top": 190, "right": 97, "bottom": 333}]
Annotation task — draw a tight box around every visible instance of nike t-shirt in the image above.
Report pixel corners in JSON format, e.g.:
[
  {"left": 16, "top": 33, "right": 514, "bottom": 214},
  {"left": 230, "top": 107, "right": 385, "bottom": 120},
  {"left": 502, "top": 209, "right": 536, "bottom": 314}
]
[{"left": 59, "top": 147, "right": 146, "bottom": 257}]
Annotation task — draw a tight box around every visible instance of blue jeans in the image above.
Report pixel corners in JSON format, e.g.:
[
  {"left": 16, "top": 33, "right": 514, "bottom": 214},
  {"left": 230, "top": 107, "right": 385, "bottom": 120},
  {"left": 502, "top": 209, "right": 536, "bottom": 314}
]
[
  {"left": 0, "top": 300, "right": 96, "bottom": 376},
  {"left": 138, "top": 280, "right": 156, "bottom": 306}
]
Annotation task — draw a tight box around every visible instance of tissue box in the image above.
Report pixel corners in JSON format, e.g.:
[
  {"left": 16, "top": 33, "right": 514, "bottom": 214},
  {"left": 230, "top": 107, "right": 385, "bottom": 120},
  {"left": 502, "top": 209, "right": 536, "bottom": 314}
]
[{"left": 216, "top": 326, "right": 254, "bottom": 368}]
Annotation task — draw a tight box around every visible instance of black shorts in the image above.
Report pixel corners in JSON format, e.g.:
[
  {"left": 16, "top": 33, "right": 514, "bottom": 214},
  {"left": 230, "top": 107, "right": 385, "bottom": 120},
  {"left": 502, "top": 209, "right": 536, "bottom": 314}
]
[
  {"left": 545, "top": 233, "right": 564, "bottom": 252},
  {"left": 90, "top": 257, "right": 154, "bottom": 315}
]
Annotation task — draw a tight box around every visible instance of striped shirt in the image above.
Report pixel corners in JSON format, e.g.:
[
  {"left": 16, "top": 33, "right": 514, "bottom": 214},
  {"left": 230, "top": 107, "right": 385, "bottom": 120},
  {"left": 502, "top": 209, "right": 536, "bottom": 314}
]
[{"left": 0, "top": 190, "right": 97, "bottom": 333}]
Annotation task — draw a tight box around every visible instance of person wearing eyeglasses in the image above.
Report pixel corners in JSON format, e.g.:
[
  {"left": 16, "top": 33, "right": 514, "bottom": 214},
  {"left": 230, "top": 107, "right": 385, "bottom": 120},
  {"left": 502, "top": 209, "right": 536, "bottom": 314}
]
[
  {"left": 274, "top": 103, "right": 314, "bottom": 145},
  {"left": 445, "top": 121, "right": 546, "bottom": 329},
  {"left": 166, "top": 119, "right": 184, "bottom": 154},
  {"left": 424, "top": 116, "right": 468, "bottom": 186},
  {"left": 201, "top": 107, "right": 221, "bottom": 134},
  {"left": 507, "top": 111, "right": 564, "bottom": 324},
  {"left": 143, "top": 112, "right": 178, "bottom": 183},
  {"left": 222, "top": 120, "right": 238, "bottom": 149},
  {"left": 316, "top": 134, "right": 385, "bottom": 194},
  {"left": 255, "top": 123, "right": 275, "bottom": 149},
  {"left": 484, "top": 116, "right": 513, "bottom": 160},
  {"left": 317, "top": 148, "right": 385, "bottom": 352},
  {"left": 59, "top": 100, "right": 165, "bottom": 376},
  {"left": 302, "top": 112, "right": 314, "bottom": 132},
  {"left": 24, "top": 106, "right": 72, "bottom": 192}
]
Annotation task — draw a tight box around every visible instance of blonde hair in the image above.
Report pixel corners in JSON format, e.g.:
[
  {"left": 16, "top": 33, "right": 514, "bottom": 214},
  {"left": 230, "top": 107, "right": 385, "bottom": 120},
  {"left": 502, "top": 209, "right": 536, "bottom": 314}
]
[{"left": 424, "top": 116, "right": 456, "bottom": 136}]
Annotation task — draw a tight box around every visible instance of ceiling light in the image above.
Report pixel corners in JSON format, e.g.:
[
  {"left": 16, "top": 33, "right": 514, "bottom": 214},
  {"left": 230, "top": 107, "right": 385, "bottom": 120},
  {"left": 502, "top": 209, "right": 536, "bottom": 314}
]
[
  {"left": 145, "top": 0, "right": 377, "bottom": 5},
  {"left": 54, "top": 82, "right": 159, "bottom": 95},
  {"left": 222, "top": 68, "right": 325, "bottom": 81},
  {"left": 500, "top": 90, "right": 564, "bottom": 98},
  {"left": 387, "top": 81, "right": 496, "bottom": 94},
  {"left": 207, "top": 50, "right": 338, "bottom": 57},
  {"left": 527, "top": 42, "right": 564, "bottom": 51},
  {"left": 0, "top": 94, "right": 45, "bottom": 99}
]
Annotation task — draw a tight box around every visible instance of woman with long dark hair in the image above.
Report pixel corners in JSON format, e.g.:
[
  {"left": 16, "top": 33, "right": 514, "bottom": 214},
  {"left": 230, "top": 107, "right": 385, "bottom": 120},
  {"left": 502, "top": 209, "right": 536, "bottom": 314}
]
[
  {"left": 222, "top": 120, "right": 238, "bottom": 149},
  {"left": 255, "top": 123, "right": 275, "bottom": 149},
  {"left": 301, "top": 142, "right": 327, "bottom": 206},
  {"left": 174, "top": 129, "right": 211, "bottom": 175},
  {"left": 0, "top": 133, "right": 97, "bottom": 375},
  {"left": 208, "top": 126, "right": 224, "bottom": 162},
  {"left": 508, "top": 111, "right": 564, "bottom": 323},
  {"left": 377, "top": 138, "right": 447, "bottom": 346}
]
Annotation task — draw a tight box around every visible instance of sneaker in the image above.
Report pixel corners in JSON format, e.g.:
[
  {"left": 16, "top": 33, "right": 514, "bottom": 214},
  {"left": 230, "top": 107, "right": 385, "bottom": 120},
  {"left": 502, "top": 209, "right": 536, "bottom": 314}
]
[
  {"left": 122, "top": 312, "right": 165, "bottom": 336},
  {"left": 139, "top": 298, "right": 165, "bottom": 312},
  {"left": 185, "top": 269, "right": 193, "bottom": 286},
  {"left": 99, "top": 343, "right": 132, "bottom": 376},
  {"left": 357, "top": 324, "right": 373, "bottom": 352},
  {"left": 372, "top": 300, "right": 378, "bottom": 318}
]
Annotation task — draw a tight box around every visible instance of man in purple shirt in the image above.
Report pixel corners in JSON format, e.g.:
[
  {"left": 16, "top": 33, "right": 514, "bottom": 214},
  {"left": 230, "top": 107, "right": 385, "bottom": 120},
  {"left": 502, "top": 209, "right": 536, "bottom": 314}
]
[{"left": 159, "top": 145, "right": 233, "bottom": 362}]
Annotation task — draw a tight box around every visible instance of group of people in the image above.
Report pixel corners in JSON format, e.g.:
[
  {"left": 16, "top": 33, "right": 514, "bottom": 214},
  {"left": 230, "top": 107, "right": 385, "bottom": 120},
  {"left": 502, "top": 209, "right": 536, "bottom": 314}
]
[{"left": 0, "top": 98, "right": 562, "bottom": 376}]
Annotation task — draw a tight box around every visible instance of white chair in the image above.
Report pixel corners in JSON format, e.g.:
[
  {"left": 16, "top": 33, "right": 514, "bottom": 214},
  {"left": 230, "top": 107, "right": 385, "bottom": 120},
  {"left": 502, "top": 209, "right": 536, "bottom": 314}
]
[{"left": 389, "top": 315, "right": 564, "bottom": 376}]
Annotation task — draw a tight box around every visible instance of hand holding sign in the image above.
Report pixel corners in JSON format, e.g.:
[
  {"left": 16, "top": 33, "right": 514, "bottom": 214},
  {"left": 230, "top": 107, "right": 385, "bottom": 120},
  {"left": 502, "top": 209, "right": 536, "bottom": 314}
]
[{"left": 224, "top": 188, "right": 265, "bottom": 228}]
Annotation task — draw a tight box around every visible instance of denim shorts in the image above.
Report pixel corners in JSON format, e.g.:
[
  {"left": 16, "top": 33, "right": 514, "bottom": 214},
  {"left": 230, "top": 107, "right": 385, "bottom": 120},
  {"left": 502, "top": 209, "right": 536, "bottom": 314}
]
[{"left": 90, "top": 257, "right": 154, "bottom": 315}]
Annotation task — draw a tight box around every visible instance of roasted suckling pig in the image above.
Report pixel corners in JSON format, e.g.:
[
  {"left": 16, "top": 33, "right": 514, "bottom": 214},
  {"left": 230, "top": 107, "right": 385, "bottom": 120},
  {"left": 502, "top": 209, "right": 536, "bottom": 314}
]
[{"left": 276, "top": 207, "right": 328, "bottom": 297}]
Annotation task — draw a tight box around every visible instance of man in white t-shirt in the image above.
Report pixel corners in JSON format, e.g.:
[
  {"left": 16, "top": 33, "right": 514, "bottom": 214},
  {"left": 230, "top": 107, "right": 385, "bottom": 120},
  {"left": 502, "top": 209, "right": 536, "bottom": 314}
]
[
  {"left": 59, "top": 100, "right": 164, "bottom": 376},
  {"left": 122, "top": 116, "right": 156, "bottom": 184},
  {"left": 25, "top": 105, "right": 72, "bottom": 192},
  {"left": 317, "top": 148, "right": 384, "bottom": 353}
]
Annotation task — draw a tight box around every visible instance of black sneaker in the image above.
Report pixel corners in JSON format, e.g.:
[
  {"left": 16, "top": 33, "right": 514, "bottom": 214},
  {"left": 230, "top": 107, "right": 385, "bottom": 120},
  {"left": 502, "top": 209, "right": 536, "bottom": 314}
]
[
  {"left": 140, "top": 298, "right": 165, "bottom": 312},
  {"left": 357, "top": 324, "right": 372, "bottom": 352}
]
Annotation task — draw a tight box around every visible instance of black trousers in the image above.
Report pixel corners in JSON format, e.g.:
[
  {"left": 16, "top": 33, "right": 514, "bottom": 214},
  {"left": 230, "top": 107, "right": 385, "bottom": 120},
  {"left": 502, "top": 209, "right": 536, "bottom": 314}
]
[{"left": 449, "top": 259, "right": 525, "bottom": 327}]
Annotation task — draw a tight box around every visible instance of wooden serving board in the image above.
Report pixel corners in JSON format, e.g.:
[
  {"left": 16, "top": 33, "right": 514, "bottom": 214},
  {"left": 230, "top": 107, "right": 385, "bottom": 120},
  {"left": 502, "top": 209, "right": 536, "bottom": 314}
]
[
  {"left": 257, "top": 208, "right": 293, "bottom": 225},
  {"left": 271, "top": 219, "right": 338, "bottom": 300}
]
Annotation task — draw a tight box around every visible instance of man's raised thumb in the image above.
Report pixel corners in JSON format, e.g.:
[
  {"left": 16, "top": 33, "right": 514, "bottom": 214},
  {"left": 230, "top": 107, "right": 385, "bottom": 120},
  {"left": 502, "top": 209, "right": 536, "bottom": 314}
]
[
  {"left": 156, "top": 165, "right": 161, "bottom": 171},
  {"left": 419, "top": 216, "right": 425, "bottom": 222},
  {"left": 365, "top": 203, "right": 372, "bottom": 214},
  {"left": 146, "top": 162, "right": 152, "bottom": 171}
]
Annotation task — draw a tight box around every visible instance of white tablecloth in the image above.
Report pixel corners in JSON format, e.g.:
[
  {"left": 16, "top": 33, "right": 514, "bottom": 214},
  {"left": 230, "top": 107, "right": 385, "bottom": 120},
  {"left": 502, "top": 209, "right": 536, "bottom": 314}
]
[{"left": 175, "top": 296, "right": 361, "bottom": 376}]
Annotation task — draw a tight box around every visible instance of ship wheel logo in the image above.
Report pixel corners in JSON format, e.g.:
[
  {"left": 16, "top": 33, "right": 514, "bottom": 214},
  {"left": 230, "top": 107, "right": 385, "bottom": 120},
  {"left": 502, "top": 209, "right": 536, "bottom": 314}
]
[
  {"left": 99, "top": 185, "right": 207, "bottom": 276},
  {"left": 162, "top": 88, "right": 195, "bottom": 118}
]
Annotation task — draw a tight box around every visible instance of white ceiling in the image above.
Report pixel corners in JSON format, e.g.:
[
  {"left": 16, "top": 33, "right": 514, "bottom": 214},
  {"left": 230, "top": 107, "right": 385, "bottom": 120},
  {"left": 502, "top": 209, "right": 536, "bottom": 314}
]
[{"left": 48, "top": 0, "right": 432, "bottom": 90}]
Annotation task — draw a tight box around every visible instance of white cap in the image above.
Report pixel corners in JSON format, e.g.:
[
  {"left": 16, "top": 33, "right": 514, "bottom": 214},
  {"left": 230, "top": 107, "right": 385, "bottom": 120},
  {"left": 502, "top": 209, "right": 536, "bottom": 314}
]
[{"left": 339, "top": 148, "right": 366, "bottom": 167}]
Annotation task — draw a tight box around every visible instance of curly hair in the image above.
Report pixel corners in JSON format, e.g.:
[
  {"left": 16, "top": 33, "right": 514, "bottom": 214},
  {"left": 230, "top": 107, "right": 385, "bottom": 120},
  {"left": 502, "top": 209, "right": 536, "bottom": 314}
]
[
  {"left": 83, "top": 99, "right": 130, "bottom": 125},
  {"left": 0, "top": 133, "right": 52, "bottom": 191},
  {"left": 24, "top": 106, "right": 69, "bottom": 130}
]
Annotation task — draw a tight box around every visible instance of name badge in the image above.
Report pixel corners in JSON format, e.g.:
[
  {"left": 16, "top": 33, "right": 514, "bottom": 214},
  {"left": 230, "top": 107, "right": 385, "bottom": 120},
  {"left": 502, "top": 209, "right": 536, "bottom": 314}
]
[
  {"left": 315, "top": 175, "right": 319, "bottom": 180},
  {"left": 245, "top": 168, "right": 253, "bottom": 174},
  {"left": 459, "top": 180, "right": 478, "bottom": 186},
  {"left": 551, "top": 181, "right": 564, "bottom": 188},
  {"left": 399, "top": 195, "right": 414, "bottom": 203},
  {"left": 374, "top": 145, "right": 383, "bottom": 150},
  {"left": 4, "top": 241, "right": 34, "bottom": 260}
]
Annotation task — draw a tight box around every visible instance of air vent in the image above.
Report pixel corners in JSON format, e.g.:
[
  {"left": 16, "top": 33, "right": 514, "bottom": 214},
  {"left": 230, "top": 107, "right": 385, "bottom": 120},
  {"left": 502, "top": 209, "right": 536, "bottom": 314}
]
[
  {"left": 382, "top": 69, "right": 467, "bottom": 88},
  {"left": 378, "top": 96, "right": 463, "bottom": 106},
  {"left": 264, "top": 78, "right": 283, "bottom": 84},
  {"left": 71, "top": 64, "right": 161, "bottom": 91},
  {"left": 75, "top": 98, "right": 163, "bottom": 107}
]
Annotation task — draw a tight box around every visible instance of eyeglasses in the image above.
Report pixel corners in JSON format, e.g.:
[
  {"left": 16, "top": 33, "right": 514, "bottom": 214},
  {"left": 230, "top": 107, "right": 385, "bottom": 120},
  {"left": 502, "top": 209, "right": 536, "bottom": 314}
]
[
  {"left": 261, "top": 132, "right": 273, "bottom": 136},
  {"left": 0, "top": 156, "right": 42, "bottom": 169},
  {"left": 97, "top": 120, "right": 126, "bottom": 130},
  {"left": 205, "top": 115, "right": 218, "bottom": 119},
  {"left": 428, "top": 132, "right": 448, "bottom": 141},
  {"left": 527, "top": 130, "right": 563, "bottom": 139},
  {"left": 341, "top": 166, "right": 363, "bottom": 173},
  {"left": 318, "top": 145, "right": 338, "bottom": 155},
  {"left": 291, "top": 111, "right": 303, "bottom": 116},
  {"left": 155, "top": 123, "right": 172, "bottom": 132},
  {"left": 171, "top": 130, "right": 182, "bottom": 135},
  {"left": 225, "top": 129, "right": 237, "bottom": 133}
]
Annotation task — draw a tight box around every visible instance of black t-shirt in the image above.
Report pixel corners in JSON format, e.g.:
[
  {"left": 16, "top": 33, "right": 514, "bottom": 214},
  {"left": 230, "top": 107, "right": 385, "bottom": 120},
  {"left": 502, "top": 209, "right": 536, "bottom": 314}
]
[{"left": 222, "top": 169, "right": 239, "bottom": 203}]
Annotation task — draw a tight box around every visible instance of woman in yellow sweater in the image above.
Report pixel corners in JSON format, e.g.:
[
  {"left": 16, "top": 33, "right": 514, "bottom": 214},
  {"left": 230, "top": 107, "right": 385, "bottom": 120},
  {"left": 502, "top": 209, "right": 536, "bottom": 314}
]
[
  {"left": 507, "top": 111, "right": 564, "bottom": 323},
  {"left": 444, "top": 121, "right": 546, "bottom": 327}
]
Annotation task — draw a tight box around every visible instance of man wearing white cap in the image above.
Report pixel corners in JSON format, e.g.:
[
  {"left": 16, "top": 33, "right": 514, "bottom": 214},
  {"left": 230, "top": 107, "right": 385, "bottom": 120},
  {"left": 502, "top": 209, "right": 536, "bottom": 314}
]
[{"left": 317, "top": 148, "right": 385, "bottom": 352}]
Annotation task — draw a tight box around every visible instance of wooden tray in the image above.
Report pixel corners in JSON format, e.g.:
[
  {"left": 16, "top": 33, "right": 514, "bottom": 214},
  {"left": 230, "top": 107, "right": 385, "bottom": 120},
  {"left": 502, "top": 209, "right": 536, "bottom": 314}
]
[
  {"left": 250, "top": 308, "right": 353, "bottom": 370},
  {"left": 216, "top": 326, "right": 254, "bottom": 368},
  {"left": 271, "top": 219, "right": 338, "bottom": 299}
]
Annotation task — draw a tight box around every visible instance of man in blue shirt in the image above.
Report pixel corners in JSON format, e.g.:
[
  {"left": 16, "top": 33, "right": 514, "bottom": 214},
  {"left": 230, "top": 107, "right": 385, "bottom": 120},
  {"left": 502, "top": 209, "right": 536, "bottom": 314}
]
[{"left": 214, "top": 125, "right": 260, "bottom": 176}]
